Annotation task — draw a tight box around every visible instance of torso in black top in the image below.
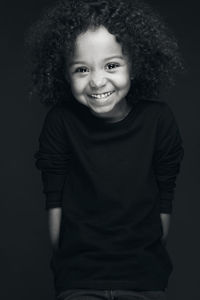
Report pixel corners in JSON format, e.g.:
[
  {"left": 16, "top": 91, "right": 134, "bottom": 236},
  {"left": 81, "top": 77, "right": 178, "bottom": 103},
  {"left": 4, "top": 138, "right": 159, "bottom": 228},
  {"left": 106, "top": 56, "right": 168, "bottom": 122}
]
[{"left": 35, "top": 98, "right": 184, "bottom": 295}]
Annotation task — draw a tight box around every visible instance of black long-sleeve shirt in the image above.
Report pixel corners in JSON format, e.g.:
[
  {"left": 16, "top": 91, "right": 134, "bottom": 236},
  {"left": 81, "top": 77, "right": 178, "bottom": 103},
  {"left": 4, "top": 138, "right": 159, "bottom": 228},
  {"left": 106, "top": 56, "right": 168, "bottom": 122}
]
[{"left": 34, "top": 98, "right": 184, "bottom": 295}]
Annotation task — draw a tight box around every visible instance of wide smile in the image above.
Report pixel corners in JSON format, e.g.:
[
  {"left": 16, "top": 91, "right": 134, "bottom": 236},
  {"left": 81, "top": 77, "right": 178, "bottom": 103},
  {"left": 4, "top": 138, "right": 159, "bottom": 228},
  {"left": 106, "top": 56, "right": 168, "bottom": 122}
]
[{"left": 88, "top": 91, "right": 115, "bottom": 104}]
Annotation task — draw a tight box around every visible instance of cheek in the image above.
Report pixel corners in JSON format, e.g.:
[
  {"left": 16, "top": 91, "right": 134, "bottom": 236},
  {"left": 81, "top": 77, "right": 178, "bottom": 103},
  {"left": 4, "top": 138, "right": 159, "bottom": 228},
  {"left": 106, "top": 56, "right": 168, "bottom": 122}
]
[
  {"left": 70, "top": 78, "right": 87, "bottom": 94},
  {"left": 114, "top": 72, "right": 131, "bottom": 89}
]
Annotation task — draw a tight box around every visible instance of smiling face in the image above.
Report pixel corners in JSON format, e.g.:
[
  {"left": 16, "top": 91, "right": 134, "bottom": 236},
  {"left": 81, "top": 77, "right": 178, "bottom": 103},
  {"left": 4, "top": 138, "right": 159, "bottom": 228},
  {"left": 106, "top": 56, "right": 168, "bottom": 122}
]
[{"left": 66, "top": 26, "right": 132, "bottom": 121}]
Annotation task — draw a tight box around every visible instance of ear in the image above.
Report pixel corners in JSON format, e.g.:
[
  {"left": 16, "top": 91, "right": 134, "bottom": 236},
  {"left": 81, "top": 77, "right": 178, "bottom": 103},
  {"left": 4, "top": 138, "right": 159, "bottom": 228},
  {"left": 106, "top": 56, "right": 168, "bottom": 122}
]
[
  {"left": 63, "top": 59, "right": 71, "bottom": 83},
  {"left": 65, "top": 73, "right": 70, "bottom": 83},
  {"left": 128, "top": 60, "right": 134, "bottom": 80},
  {"left": 130, "top": 64, "right": 136, "bottom": 80},
  {"left": 64, "top": 69, "right": 71, "bottom": 84},
  {"left": 130, "top": 71, "right": 135, "bottom": 81}
]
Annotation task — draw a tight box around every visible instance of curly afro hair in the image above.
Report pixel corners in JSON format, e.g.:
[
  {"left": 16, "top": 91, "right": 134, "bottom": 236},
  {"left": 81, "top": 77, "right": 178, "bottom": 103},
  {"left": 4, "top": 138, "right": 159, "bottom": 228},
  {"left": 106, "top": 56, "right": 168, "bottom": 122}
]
[{"left": 25, "top": 0, "right": 184, "bottom": 107}]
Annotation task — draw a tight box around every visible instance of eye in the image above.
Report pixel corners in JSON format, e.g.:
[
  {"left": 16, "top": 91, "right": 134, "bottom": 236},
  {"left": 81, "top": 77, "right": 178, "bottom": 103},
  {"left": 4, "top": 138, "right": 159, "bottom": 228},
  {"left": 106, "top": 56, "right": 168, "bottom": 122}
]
[
  {"left": 74, "top": 67, "right": 89, "bottom": 73},
  {"left": 106, "top": 63, "right": 120, "bottom": 71}
]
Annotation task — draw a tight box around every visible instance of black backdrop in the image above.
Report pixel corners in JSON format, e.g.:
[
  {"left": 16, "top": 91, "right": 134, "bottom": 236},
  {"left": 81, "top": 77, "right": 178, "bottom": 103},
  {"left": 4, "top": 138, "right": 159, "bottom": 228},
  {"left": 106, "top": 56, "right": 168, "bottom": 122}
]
[{"left": 1, "top": 0, "right": 199, "bottom": 299}]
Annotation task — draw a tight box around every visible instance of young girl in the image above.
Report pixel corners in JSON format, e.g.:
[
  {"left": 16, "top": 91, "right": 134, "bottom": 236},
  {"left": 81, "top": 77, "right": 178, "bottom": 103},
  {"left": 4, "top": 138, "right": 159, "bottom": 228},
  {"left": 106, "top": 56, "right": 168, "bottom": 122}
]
[{"left": 26, "top": 0, "right": 184, "bottom": 299}]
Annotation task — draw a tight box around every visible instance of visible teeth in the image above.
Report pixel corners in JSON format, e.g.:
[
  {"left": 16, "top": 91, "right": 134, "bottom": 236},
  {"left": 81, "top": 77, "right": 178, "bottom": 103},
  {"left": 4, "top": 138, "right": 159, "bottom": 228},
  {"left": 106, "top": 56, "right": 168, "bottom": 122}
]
[{"left": 91, "top": 91, "right": 113, "bottom": 99}]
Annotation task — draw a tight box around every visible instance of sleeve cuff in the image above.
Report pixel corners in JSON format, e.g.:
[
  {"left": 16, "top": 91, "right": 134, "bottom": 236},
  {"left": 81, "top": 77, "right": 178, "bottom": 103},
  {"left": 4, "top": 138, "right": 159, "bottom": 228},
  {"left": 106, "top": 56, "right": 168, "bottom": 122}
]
[
  {"left": 44, "top": 192, "right": 63, "bottom": 210},
  {"left": 160, "top": 204, "right": 172, "bottom": 214},
  {"left": 159, "top": 192, "right": 173, "bottom": 213}
]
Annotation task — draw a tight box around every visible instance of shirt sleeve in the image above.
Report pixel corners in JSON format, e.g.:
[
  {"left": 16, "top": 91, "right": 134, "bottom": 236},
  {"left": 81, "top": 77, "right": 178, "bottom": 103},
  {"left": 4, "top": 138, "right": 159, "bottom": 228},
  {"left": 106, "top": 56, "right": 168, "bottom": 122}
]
[
  {"left": 153, "top": 102, "right": 184, "bottom": 214},
  {"left": 34, "top": 106, "right": 72, "bottom": 210}
]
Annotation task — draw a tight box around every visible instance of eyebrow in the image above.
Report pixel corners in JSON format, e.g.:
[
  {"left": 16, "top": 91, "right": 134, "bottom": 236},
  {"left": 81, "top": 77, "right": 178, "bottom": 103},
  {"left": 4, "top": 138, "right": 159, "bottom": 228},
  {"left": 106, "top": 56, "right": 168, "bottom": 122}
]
[{"left": 69, "top": 55, "right": 124, "bottom": 66}]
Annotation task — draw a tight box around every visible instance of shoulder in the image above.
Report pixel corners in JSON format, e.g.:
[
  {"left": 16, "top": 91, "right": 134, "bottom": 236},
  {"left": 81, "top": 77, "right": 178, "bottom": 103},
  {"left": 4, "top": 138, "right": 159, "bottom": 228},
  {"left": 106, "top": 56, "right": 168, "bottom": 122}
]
[
  {"left": 141, "top": 100, "right": 181, "bottom": 139},
  {"left": 138, "top": 99, "right": 170, "bottom": 110},
  {"left": 138, "top": 99, "right": 174, "bottom": 120},
  {"left": 44, "top": 100, "right": 74, "bottom": 124}
]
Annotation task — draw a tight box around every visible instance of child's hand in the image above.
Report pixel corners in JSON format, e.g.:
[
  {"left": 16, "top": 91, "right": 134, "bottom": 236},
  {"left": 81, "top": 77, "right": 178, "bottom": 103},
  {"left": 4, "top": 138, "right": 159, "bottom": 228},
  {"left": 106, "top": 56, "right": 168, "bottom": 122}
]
[
  {"left": 160, "top": 213, "right": 171, "bottom": 247},
  {"left": 48, "top": 207, "right": 62, "bottom": 251}
]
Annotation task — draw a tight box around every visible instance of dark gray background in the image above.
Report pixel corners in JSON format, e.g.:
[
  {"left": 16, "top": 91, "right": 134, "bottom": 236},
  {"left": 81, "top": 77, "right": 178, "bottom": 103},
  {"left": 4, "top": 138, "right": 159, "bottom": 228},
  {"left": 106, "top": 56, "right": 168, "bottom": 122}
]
[{"left": 1, "top": 0, "right": 199, "bottom": 299}]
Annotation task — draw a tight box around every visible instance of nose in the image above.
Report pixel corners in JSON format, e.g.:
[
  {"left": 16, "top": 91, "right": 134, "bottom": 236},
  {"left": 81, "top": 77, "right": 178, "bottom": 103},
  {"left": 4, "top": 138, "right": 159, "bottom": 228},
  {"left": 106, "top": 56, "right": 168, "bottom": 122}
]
[{"left": 89, "top": 71, "right": 106, "bottom": 89}]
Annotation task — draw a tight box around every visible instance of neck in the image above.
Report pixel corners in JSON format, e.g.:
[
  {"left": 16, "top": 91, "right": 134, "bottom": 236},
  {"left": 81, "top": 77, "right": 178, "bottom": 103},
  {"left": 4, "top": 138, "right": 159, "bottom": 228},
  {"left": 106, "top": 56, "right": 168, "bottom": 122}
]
[{"left": 102, "top": 99, "right": 132, "bottom": 123}]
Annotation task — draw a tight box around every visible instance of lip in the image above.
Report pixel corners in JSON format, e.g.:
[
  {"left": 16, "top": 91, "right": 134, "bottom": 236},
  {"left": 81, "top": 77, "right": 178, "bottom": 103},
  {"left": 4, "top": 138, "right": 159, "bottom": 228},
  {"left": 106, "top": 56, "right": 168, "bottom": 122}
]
[{"left": 88, "top": 91, "right": 115, "bottom": 106}]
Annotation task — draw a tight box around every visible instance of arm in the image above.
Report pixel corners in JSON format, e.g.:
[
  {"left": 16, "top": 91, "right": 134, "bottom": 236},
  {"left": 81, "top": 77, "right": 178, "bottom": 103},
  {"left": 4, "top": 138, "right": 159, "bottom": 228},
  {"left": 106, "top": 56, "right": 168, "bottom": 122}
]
[
  {"left": 160, "top": 213, "right": 171, "bottom": 246},
  {"left": 47, "top": 207, "right": 62, "bottom": 252},
  {"left": 34, "top": 108, "right": 72, "bottom": 248},
  {"left": 153, "top": 104, "right": 184, "bottom": 246}
]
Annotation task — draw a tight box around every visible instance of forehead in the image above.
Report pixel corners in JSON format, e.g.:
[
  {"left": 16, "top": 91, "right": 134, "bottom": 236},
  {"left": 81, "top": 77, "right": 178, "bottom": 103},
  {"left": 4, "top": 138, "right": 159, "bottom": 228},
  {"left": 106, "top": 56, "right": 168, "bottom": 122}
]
[{"left": 72, "top": 26, "right": 124, "bottom": 60}]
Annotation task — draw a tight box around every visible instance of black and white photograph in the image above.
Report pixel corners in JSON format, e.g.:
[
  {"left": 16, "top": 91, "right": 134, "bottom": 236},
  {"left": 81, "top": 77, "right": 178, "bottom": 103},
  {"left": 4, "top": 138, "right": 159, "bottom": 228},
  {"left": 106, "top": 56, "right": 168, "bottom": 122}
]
[{"left": 1, "top": 0, "right": 199, "bottom": 299}]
